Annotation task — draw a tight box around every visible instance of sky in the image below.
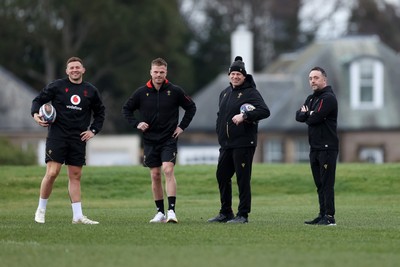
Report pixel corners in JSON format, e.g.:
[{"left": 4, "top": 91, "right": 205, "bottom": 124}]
[
  {"left": 299, "top": 0, "right": 353, "bottom": 39},
  {"left": 181, "top": 0, "right": 400, "bottom": 40},
  {"left": 300, "top": 0, "right": 400, "bottom": 39}
]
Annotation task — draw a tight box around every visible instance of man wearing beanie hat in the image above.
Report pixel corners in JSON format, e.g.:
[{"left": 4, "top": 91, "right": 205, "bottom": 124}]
[{"left": 208, "top": 56, "right": 270, "bottom": 224}]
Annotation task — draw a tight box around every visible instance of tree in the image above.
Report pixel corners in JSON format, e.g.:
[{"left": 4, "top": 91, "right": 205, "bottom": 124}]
[
  {"left": 0, "top": 0, "right": 193, "bottom": 132},
  {"left": 348, "top": 0, "right": 400, "bottom": 52},
  {"left": 179, "top": 0, "right": 302, "bottom": 90},
  {"left": 270, "top": 0, "right": 302, "bottom": 54}
]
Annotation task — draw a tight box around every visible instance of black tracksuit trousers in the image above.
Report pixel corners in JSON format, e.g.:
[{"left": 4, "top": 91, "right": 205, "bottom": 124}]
[
  {"left": 216, "top": 146, "right": 256, "bottom": 218},
  {"left": 310, "top": 150, "right": 338, "bottom": 217}
]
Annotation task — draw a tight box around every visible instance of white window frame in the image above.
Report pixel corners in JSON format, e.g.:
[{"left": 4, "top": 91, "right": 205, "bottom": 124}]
[{"left": 350, "top": 58, "right": 384, "bottom": 109}]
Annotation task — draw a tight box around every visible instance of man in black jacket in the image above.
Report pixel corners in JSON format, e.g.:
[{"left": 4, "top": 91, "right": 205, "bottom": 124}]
[
  {"left": 122, "top": 58, "right": 196, "bottom": 223},
  {"left": 296, "top": 66, "right": 339, "bottom": 226},
  {"left": 208, "top": 56, "right": 270, "bottom": 224},
  {"left": 31, "top": 56, "right": 105, "bottom": 224}
]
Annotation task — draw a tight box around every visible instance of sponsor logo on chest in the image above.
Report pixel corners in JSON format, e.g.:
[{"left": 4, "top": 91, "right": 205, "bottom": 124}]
[{"left": 65, "top": 87, "right": 83, "bottom": 111}]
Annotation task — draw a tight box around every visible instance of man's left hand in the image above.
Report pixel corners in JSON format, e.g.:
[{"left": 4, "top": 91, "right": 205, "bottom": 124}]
[
  {"left": 80, "top": 130, "right": 95, "bottom": 142},
  {"left": 172, "top": 127, "right": 183, "bottom": 138}
]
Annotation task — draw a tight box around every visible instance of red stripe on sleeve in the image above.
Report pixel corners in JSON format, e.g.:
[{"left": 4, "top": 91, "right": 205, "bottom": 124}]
[{"left": 317, "top": 99, "right": 323, "bottom": 112}]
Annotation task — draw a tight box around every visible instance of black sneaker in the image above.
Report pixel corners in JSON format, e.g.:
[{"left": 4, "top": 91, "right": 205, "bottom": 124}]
[
  {"left": 304, "top": 215, "right": 323, "bottom": 225},
  {"left": 207, "top": 213, "right": 234, "bottom": 223},
  {"left": 317, "top": 215, "right": 336, "bottom": 226},
  {"left": 227, "top": 215, "right": 248, "bottom": 224}
]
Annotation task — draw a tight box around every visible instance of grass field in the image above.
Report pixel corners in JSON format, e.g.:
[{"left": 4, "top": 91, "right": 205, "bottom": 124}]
[{"left": 0, "top": 164, "right": 399, "bottom": 267}]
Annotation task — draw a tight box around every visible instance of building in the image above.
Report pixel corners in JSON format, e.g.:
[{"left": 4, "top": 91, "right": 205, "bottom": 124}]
[
  {"left": 181, "top": 35, "right": 400, "bottom": 163},
  {"left": 0, "top": 65, "right": 45, "bottom": 152},
  {"left": 3, "top": 35, "right": 400, "bottom": 165}
]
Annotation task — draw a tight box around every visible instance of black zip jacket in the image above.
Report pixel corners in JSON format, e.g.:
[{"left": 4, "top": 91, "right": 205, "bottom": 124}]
[
  {"left": 122, "top": 79, "right": 196, "bottom": 144},
  {"left": 216, "top": 74, "right": 270, "bottom": 148},
  {"left": 31, "top": 78, "right": 105, "bottom": 141},
  {"left": 295, "top": 86, "right": 339, "bottom": 151}
]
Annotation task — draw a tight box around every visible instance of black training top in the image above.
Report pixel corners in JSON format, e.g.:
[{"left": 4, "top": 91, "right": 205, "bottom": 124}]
[
  {"left": 122, "top": 79, "right": 196, "bottom": 144},
  {"left": 216, "top": 74, "right": 270, "bottom": 149},
  {"left": 31, "top": 78, "right": 105, "bottom": 141},
  {"left": 295, "top": 85, "right": 339, "bottom": 151}
]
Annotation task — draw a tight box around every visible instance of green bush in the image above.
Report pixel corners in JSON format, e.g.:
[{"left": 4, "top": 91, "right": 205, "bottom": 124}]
[{"left": 0, "top": 137, "right": 36, "bottom": 165}]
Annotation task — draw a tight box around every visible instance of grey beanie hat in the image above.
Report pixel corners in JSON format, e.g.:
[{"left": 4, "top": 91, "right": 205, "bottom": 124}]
[{"left": 228, "top": 56, "right": 247, "bottom": 76}]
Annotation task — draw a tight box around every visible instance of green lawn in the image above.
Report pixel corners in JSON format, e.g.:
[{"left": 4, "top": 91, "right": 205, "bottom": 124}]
[{"left": 0, "top": 164, "right": 399, "bottom": 267}]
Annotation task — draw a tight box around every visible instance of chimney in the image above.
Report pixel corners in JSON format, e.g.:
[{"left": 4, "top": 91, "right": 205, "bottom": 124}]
[{"left": 231, "top": 25, "right": 253, "bottom": 74}]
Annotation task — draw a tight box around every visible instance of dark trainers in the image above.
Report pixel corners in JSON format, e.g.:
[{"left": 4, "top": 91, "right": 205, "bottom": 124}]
[
  {"left": 227, "top": 216, "right": 248, "bottom": 224},
  {"left": 317, "top": 215, "right": 336, "bottom": 226},
  {"left": 304, "top": 215, "right": 323, "bottom": 225},
  {"left": 207, "top": 213, "right": 234, "bottom": 223}
]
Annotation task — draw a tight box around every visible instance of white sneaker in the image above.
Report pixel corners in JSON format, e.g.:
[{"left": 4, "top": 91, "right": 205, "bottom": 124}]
[
  {"left": 72, "top": 216, "right": 99, "bottom": 225},
  {"left": 34, "top": 208, "right": 46, "bottom": 224},
  {"left": 166, "top": 210, "right": 178, "bottom": 223},
  {"left": 149, "top": 212, "right": 166, "bottom": 223}
]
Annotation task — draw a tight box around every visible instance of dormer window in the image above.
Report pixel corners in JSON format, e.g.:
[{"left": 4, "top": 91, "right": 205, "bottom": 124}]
[{"left": 350, "top": 58, "right": 384, "bottom": 109}]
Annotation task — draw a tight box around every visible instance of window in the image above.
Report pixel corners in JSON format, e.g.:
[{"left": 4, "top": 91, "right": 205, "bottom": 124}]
[
  {"left": 295, "top": 139, "right": 309, "bottom": 163},
  {"left": 359, "top": 147, "right": 384, "bottom": 164},
  {"left": 264, "top": 139, "right": 283, "bottom": 163},
  {"left": 350, "top": 58, "right": 384, "bottom": 109}
]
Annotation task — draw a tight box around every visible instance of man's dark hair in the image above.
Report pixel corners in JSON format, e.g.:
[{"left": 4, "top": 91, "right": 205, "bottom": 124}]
[
  {"left": 311, "top": 66, "right": 327, "bottom": 77},
  {"left": 66, "top": 56, "right": 83, "bottom": 66}
]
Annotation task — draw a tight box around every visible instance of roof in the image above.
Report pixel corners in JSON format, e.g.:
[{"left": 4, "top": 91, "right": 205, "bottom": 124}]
[{"left": 0, "top": 65, "right": 42, "bottom": 133}]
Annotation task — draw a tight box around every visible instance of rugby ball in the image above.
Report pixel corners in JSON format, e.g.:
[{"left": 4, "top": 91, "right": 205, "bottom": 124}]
[
  {"left": 240, "top": 103, "right": 256, "bottom": 114},
  {"left": 39, "top": 103, "right": 56, "bottom": 124}
]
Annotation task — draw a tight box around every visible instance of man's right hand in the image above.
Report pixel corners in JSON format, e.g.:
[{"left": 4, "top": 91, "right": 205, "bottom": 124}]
[{"left": 137, "top": 122, "right": 149, "bottom": 132}]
